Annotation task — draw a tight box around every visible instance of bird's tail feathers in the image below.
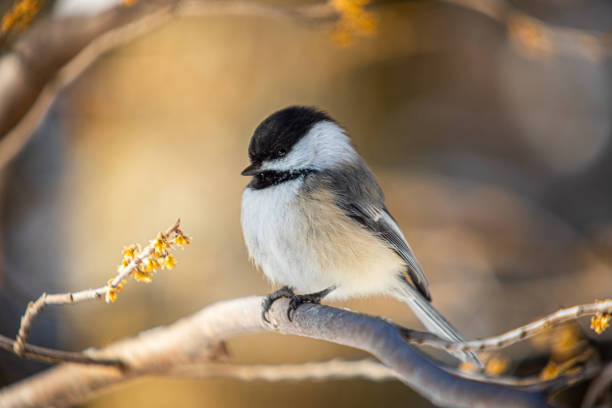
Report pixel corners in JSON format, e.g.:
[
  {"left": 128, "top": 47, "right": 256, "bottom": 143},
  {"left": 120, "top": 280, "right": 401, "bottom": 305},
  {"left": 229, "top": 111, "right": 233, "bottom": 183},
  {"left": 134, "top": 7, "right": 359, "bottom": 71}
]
[{"left": 393, "top": 281, "right": 483, "bottom": 368}]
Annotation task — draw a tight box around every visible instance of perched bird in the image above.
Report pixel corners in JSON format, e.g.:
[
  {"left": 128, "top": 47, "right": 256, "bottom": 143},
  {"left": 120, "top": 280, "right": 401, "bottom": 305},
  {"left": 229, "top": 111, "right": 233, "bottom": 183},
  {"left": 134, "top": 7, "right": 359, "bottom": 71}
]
[{"left": 240, "top": 106, "right": 480, "bottom": 365}]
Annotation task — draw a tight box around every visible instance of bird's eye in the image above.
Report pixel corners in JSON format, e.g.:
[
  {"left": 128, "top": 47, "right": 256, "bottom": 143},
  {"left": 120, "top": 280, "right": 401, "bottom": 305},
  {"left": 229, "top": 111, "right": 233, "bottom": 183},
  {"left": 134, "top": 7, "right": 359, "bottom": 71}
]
[{"left": 277, "top": 148, "right": 287, "bottom": 157}]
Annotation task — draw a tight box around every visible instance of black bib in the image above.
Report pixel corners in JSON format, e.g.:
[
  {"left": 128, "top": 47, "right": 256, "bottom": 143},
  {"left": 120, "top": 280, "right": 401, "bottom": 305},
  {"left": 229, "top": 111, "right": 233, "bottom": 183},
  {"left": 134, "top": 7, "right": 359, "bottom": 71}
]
[{"left": 247, "top": 169, "right": 316, "bottom": 190}]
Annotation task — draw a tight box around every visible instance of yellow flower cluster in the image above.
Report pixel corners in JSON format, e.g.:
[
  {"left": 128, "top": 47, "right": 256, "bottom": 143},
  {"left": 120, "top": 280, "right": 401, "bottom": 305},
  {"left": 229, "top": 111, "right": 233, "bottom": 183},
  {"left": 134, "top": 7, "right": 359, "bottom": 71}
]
[
  {"left": 105, "top": 228, "right": 190, "bottom": 303},
  {"left": 591, "top": 312, "right": 610, "bottom": 335},
  {"left": 484, "top": 355, "right": 508, "bottom": 376},
  {"left": 458, "top": 353, "right": 508, "bottom": 376},
  {"left": 105, "top": 279, "right": 126, "bottom": 303},
  {"left": 331, "top": 0, "right": 377, "bottom": 46},
  {"left": 539, "top": 361, "right": 559, "bottom": 380},
  {"left": 1, "top": 0, "right": 42, "bottom": 35},
  {"left": 590, "top": 299, "right": 611, "bottom": 335}
]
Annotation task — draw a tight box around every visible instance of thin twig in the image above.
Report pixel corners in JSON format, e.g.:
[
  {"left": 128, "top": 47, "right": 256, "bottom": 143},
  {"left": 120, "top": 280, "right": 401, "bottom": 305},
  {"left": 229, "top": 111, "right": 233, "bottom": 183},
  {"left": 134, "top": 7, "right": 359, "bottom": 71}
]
[
  {"left": 0, "top": 333, "right": 123, "bottom": 367},
  {"left": 444, "top": 351, "right": 601, "bottom": 392},
  {"left": 0, "top": 4, "right": 175, "bottom": 170},
  {"left": 12, "top": 220, "right": 184, "bottom": 356},
  {"left": 110, "top": 219, "right": 181, "bottom": 287},
  {"left": 168, "top": 359, "right": 398, "bottom": 381},
  {"left": 401, "top": 299, "right": 612, "bottom": 353}
]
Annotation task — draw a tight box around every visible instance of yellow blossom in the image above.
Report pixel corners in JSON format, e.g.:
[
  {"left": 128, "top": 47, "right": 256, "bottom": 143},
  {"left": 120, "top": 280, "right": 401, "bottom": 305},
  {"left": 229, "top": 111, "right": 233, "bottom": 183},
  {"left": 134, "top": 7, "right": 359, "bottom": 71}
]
[
  {"left": 174, "top": 233, "right": 190, "bottom": 247},
  {"left": 153, "top": 234, "right": 168, "bottom": 252},
  {"left": 330, "top": 0, "right": 377, "bottom": 45},
  {"left": 552, "top": 324, "right": 582, "bottom": 359},
  {"left": 134, "top": 269, "right": 153, "bottom": 283},
  {"left": 122, "top": 244, "right": 139, "bottom": 259},
  {"left": 116, "top": 279, "right": 126, "bottom": 293},
  {"left": 539, "top": 362, "right": 559, "bottom": 380},
  {"left": 485, "top": 355, "right": 508, "bottom": 376},
  {"left": 144, "top": 256, "right": 160, "bottom": 272},
  {"left": 105, "top": 279, "right": 126, "bottom": 302},
  {"left": 591, "top": 313, "right": 610, "bottom": 335},
  {"left": 163, "top": 254, "right": 176, "bottom": 270},
  {"left": 1, "top": 0, "right": 41, "bottom": 34},
  {"left": 105, "top": 288, "right": 117, "bottom": 303}
]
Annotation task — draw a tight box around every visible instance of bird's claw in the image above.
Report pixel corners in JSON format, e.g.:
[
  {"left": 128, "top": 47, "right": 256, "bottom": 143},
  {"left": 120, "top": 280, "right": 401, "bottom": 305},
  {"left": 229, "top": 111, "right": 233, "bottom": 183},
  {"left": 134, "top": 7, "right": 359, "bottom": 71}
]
[
  {"left": 286, "top": 293, "right": 324, "bottom": 321},
  {"left": 261, "top": 286, "right": 333, "bottom": 323},
  {"left": 261, "top": 286, "right": 295, "bottom": 323}
]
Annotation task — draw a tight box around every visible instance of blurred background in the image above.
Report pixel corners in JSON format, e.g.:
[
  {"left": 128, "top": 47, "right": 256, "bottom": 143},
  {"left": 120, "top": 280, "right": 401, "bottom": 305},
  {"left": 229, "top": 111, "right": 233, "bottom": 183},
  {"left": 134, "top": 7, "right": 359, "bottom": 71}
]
[{"left": 0, "top": 0, "right": 611, "bottom": 406}]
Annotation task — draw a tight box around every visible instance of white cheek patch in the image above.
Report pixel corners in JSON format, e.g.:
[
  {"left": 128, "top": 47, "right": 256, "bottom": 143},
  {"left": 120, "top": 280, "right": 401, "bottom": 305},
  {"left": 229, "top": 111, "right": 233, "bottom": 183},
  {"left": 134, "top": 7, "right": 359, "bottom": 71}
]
[{"left": 260, "top": 121, "right": 357, "bottom": 172}]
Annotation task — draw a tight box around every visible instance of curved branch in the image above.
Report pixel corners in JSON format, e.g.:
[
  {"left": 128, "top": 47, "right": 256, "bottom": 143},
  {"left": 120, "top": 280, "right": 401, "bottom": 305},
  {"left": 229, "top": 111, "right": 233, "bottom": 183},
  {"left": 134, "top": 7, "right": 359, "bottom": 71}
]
[
  {"left": 0, "top": 333, "right": 122, "bottom": 367},
  {"left": 0, "top": 296, "right": 550, "bottom": 408},
  {"left": 402, "top": 299, "right": 612, "bottom": 353}
]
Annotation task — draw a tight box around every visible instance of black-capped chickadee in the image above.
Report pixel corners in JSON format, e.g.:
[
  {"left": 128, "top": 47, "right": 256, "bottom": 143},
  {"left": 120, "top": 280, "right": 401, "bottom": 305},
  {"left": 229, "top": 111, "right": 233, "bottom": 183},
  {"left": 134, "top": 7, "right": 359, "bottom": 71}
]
[{"left": 241, "top": 106, "right": 480, "bottom": 366}]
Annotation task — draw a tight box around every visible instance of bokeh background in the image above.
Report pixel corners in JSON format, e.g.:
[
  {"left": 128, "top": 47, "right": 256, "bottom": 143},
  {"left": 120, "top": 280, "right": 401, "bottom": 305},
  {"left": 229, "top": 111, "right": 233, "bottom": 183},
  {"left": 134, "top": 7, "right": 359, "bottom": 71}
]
[{"left": 1, "top": 0, "right": 612, "bottom": 406}]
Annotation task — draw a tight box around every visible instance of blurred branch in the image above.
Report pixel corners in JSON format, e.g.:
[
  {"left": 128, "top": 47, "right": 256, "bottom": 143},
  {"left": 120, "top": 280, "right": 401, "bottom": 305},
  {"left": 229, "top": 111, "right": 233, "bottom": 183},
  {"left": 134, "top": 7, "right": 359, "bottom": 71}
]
[
  {"left": 0, "top": 2, "right": 173, "bottom": 169},
  {"left": 168, "top": 359, "right": 398, "bottom": 381},
  {"left": 441, "top": 0, "right": 612, "bottom": 61},
  {"left": 1, "top": 0, "right": 611, "bottom": 170},
  {"left": 0, "top": 296, "right": 550, "bottom": 408},
  {"left": 0, "top": 0, "right": 337, "bottom": 170},
  {"left": 582, "top": 361, "right": 612, "bottom": 408}
]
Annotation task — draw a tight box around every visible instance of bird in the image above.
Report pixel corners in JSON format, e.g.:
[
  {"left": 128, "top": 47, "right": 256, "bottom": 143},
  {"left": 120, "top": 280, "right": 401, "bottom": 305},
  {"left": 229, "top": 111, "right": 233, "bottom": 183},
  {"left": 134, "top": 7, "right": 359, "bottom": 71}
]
[{"left": 240, "top": 106, "right": 481, "bottom": 366}]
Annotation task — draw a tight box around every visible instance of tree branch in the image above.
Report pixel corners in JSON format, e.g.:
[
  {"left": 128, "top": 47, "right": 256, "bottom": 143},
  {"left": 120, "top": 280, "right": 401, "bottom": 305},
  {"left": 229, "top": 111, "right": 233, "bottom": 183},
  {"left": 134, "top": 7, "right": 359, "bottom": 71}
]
[
  {"left": 401, "top": 299, "right": 612, "bottom": 353},
  {"left": 0, "top": 296, "right": 550, "bottom": 408},
  {"left": 1, "top": 0, "right": 610, "bottom": 170},
  {"left": 167, "top": 359, "right": 398, "bottom": 381},
  {"left": 11, "top": 220, "right": 187, "bottom": 357},
  {"left": 0, "top": 333, "right": 123, "bottom": 367}
]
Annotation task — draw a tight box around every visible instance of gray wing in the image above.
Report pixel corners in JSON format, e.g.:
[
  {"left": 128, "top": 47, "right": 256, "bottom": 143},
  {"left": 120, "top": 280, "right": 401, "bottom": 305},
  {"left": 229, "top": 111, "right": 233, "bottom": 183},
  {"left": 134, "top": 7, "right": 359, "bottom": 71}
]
[{"left": 309, "top": 163, "right": 431, "bottom": 301}]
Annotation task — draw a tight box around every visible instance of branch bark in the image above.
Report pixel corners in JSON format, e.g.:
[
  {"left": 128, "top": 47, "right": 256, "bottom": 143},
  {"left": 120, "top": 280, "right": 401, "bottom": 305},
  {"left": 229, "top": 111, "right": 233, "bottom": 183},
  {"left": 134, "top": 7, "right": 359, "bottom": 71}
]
[
  {"left": 167, "top": 359, "right": 398, "bottom": 381},
  {"left": 0, "top": 296, "right": 549, "bottom": 408}
]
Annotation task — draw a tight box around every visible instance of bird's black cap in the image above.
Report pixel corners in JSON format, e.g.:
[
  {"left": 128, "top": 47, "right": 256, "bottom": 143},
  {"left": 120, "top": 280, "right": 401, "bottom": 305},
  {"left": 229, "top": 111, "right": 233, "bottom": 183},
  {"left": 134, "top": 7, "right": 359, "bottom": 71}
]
[{"left": 247, "top": 106, "right": 333, "bottom": 165}]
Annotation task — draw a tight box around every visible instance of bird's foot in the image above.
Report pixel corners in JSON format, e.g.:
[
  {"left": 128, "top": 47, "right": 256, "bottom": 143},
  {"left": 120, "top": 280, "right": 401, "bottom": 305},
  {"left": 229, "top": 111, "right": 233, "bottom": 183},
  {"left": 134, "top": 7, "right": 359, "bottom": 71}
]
[
  {"left": 286, "top": 288, "right": 333, "bottom": 321},
  {"left": 261, "top": 286, "right": 295, "bottom": 323},
  {"left": 261, "top": 286, "right": 334, "bottom": 323}
]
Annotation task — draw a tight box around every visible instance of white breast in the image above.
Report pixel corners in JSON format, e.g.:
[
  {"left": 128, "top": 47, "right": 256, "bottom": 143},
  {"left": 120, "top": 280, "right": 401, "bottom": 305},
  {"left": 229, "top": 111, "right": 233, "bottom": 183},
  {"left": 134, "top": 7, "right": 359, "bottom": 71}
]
[
  {"left": 241, "top": 181, "right": 404, "bottom": 298},
  {"left": 241, "top": 180, "right": 328, "bottom": 292}
]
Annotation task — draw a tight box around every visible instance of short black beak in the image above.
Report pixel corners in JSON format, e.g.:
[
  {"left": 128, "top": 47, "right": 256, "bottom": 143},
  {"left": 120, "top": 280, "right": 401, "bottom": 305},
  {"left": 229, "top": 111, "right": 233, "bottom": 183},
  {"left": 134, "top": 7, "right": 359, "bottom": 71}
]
[{"left": 241, "top": 163, "right": 261, "bottom": 176}]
